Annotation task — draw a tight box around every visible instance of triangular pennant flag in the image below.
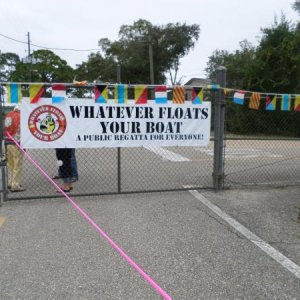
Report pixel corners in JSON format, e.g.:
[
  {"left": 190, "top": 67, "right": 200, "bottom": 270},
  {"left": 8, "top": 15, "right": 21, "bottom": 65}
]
[
  {"left": 281, "top": 94, "right": 290, "bottom": 111},
  {"left": 6, "top": 83, "right": 22, "bottom": 103},
  {"left": 52, "top": 84, "right": 66, "bottom": 103},
  {"left": 249, "top": 92, "right": 261, "bottom": 110},
  {"left": 94, "top": 85, "right": 108, "bottom": 103},
  {"left": 265, "top": 95, "right": 277, "bottom": 111},
  {"left": 192, "top": 87, "right": 203, "bottom": 104},
  {"left": 294, "top": 95, "right": 300, "bottom": 112},
  {"left": 233, "top": 91, "right": 246, "bottom": 105},
  {"left": 224, "top": 88, "right": 233, "bottom": 96},
  {"left": 155, "top": 85, "right": 167, "bottom": 104},
  {"left": 134, "top": 85, "right": 147, "bottom": 104},
  {"left": 114, "top": 84, "right": 128, "bottom": 104},
  {"left": 30, "top": 84, "right": 44, "bottom": 103},
  {"left": 173, "top": 86, "right": 185, "bottom": 104}
]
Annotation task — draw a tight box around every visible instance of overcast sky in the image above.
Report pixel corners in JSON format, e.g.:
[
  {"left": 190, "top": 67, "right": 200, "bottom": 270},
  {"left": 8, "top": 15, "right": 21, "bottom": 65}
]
[{"left": 0, "top": 0, "right": 298, "bottom": 83}]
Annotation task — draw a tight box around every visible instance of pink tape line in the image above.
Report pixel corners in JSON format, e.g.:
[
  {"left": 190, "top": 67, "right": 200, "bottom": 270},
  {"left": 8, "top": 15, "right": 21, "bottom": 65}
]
[{"left": 7, "top": 133, "right": 172, "bottom": 300}]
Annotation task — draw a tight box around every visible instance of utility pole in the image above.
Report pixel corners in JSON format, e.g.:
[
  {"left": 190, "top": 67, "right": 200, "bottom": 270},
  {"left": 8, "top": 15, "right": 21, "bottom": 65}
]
[
  {"left": 148, "top": 36, "right": 154, "bottom": 85},
  {"left": 116, "top": 63, "right": 121, "bottom": 83},
  {"left": 27, "top": 32, "right": 32, "bottom": 82}
]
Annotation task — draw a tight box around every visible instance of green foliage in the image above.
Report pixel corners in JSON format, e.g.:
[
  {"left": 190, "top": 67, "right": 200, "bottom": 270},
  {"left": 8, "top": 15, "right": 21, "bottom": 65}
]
[
  {"left": 252, "top": 17, "right": 300, "bottom": 93},
  {"left": 76, "top": 19, "right": 200, "bottom": 84},
  {"left": 206, "top": 16, "right": 300, "bottom": 137},
  {"left": 206, "top": 17, "right": 300, "bottom": 92},
  {"left": 75, "top": 52, "right": 118, "bottom": 83},
  {"left": 10, "top": 50, "right": 74, "bottom": 83},
  {"left": 1, "top": 20, "right": 199, "bottom": 85},
  {"left": 0, "top": 52, "right": 20, "bottom": 81},
  {"left": 293, "top": 0, "right": 300, "bottom": 14}
]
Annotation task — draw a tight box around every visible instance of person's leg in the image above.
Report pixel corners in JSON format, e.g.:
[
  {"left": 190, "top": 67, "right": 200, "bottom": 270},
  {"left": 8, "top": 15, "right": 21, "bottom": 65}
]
[
  {"left": 12, "top": 146, "right": 23, "bottom": 189},
  {"left": 9, "top": 145, "right": 24, "bottom": 191},
  {"left": 71, "top": 148, "right": 78, "bottom": 180},
  {"left": 58, "top": 165, "right": 62, "bottom": 178},
  {"left": 53, "top": 149, "right": 62, "bottom": 179},
  {"left": 57, "top": 149, "right": 73, "bottom": 191},
  {"left": 6, "top": 145, "right": 13, "bottom": 188}
]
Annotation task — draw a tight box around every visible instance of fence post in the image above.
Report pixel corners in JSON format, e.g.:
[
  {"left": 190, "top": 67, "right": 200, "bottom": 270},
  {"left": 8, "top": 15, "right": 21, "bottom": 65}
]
[
  {"left": 213, "top": 66, "right": 227, "bottom": 191},
  {"left": 116, "top": 64, "right": 122, "bottom": 193},
  {"left": 0, "top": 85, "right": 7, "bottom": 205}
]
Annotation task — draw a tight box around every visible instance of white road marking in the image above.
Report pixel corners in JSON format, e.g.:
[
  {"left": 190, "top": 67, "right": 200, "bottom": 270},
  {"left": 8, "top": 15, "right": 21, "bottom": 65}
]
[
  {"left": 195, "top": 148, "right": 283, "bottom": 158},
  {"left": 188, "top": 189, "right": 300, "bottom": 280},
  {"left": 144, "top": 146, "right": 190, "bottom": 161}
]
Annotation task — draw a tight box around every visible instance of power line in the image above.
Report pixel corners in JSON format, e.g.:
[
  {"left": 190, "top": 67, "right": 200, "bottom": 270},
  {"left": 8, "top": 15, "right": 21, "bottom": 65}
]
[{"left": 0, "top": 33, "right": 100, "bottom": 52}]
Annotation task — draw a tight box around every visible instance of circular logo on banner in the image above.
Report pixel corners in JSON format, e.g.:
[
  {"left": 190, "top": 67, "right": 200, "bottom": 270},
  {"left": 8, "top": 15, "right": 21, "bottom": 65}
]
[{"left": 28, "top": 105, "right": 67, "bottom": 142}]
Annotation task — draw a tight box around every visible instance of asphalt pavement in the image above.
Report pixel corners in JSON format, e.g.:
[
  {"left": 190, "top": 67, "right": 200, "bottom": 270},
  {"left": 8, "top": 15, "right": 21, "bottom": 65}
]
[{"left": 0, "top": 186, "right": 300, "bottom": 299}]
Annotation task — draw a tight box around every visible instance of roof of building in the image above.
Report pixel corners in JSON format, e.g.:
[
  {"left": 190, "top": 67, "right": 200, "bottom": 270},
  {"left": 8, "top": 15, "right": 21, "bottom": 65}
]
[{"left": 184, "top": 78, "right": 212, "bottom": 86}]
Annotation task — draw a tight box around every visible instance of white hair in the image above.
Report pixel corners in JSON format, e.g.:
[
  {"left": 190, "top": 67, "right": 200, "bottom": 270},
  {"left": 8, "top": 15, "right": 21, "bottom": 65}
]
[{"left": 14, "top": 104, "right": 21, "bottom": 111}]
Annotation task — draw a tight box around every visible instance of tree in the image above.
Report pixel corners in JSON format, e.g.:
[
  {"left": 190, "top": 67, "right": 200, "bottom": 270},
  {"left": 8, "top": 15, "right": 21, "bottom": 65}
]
[
  {"left": 76, "top": 19, "right": 200, "bottom": 84},
  {"left": 75, "top": 52, "right": 116, "bottom": 83},
  {"left": 205, "top": 40, "right": 256, "bottom": 89},
  {"left": 10, "top": 50, "right": 74, "bottom": 83},
  {"left": 251, "top": 16, "right": 300, "bottom": 93},
  {"left": 205, "top": 16, "right": 300, "bottom": 136},
  {"left": 206, "top": 16, "right": 300, "bottom": 93},
  {"left": 293, "top": 0, "right": 300, "bottom": 14},
  {"left": 0, "top": 52, "right": 20, "bottom": 81}
]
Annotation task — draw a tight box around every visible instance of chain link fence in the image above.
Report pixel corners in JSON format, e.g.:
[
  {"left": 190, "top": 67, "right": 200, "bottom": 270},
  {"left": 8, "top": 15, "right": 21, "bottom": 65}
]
[
  {"left": 1, "top": 68, "right": 300, "bottom": 202},
  {"left": 1, "top": 84, "right": 217, "bottom": 202},
  {"left": 224, "top": 94, "right": 300, "bottom": 188},
  {"left": 5, "top": 144, "right": 215, "bottom": 201}
]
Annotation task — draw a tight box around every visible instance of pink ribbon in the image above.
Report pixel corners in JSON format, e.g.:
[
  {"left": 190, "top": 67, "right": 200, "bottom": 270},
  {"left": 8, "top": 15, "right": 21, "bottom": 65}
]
[{"left": 6, "top": 133, "right": 172, "bottom": 300}]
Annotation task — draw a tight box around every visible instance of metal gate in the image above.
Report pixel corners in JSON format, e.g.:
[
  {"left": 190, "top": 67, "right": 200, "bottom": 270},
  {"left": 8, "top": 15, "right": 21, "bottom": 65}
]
[
  {"left": 0, "top": 71, "right": 227, "bottom": 202},
  {"left": 2, "top": 67, "right": 299, "bottom": 203}
]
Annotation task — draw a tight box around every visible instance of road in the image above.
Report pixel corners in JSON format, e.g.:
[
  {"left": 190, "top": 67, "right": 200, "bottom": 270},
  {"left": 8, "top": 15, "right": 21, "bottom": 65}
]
[{"left": 0, "top": 186, "right": 300, "bottom": 299}]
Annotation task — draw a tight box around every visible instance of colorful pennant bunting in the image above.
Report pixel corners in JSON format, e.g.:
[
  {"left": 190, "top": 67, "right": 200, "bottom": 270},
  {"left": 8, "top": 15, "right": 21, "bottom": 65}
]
[
  {"left": 281, "top": 94, "right": 290, "bottom": 111},
  {"left": 30, "top": 84, "right": 45, "bottom": 103},
  {"left": 94, "top": 85, "right": 108, "bottom": 103},
  {"left": 192, "top": 87, "right": 203, "bottom": 104},
  {"left": 249, "top": 93, "right": 261, "bottom": 110},
  {"left": 134, "top": 86, "right": 147, "bottom": 104},
  {"left": 6, "top": 83, "right": 22, "bottom": 103},
  {"left": 52, "top": 84, "right": 66, "bottom": 103},
  {"left": 155, "top": 86, "right": 167, "bottom": 104},
  {"left": 173, "top": 86, "right": 185, "bottom": 104},
  {"left": 233, "top": 91, "right": 246, "bottom": 105},
  {"left": 266, "top": 95, "right": 276, "bottom": 111}
]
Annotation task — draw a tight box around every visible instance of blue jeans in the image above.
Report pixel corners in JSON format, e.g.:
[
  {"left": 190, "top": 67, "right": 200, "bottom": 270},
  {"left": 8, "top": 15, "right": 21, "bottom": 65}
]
[{"left": 59, "top": 148, "right": 78, "bottom": 179}]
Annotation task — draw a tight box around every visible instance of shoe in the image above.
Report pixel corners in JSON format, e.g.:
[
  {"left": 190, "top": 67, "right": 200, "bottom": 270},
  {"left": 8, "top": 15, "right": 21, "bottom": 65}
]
[
  {"left": 57, "top": 186, "right": 73, "bottom": 193},
  {"left": 71, "top": 177, "right": 78, "bottom": 182},
  {"left": 10, "top": 187, "right": 26, "bottom": 192},
  {"left": 52, "top": 175, "right": 62, "bottom": 180},
  {"left": 56, "top": 188, "right": 71, "bottom": 193}
]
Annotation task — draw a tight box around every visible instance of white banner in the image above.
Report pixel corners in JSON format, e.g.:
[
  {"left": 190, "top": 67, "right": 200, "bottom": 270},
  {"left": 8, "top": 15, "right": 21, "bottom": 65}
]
[{"left": 21, "top": 98, "right": 211, "bottom": 148}]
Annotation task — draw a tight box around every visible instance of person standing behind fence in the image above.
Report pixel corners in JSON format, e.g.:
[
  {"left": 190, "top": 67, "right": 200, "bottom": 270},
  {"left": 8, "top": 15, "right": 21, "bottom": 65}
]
[
  {"left": 4, "top": 105, "right": 25, "bottom": 192},
  {"left": 55, "top": 148, "right": 74, "bottom": 192},
  {"left": 53, "top": 148, "right": 78, "bottom": 182}
]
